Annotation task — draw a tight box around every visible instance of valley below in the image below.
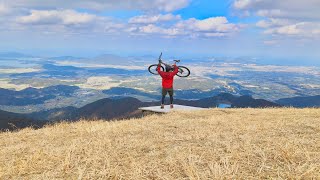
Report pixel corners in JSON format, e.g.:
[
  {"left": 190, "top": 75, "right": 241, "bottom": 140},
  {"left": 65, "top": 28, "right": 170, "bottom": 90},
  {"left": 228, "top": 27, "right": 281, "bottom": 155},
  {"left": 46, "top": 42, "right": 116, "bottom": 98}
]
[{"left": 0, "top": 53, "right": 319, "bottom": 114}]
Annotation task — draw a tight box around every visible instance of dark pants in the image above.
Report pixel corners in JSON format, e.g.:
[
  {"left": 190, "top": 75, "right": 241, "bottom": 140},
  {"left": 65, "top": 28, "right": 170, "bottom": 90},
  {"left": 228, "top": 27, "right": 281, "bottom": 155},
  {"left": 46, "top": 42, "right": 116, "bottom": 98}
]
[{"left": 162, "top": 88, "right": 174, "bottom": 104}]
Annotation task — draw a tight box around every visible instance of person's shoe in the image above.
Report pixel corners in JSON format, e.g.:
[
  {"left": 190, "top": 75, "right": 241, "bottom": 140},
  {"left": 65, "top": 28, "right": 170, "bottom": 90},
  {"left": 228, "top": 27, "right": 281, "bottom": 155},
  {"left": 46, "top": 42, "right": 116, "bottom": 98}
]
[
  {"left": 161, "top": 104, "right": 164, "bottom": 109},
  {"left": 170, "top": 104, "right": 174, "bottom": 109}
]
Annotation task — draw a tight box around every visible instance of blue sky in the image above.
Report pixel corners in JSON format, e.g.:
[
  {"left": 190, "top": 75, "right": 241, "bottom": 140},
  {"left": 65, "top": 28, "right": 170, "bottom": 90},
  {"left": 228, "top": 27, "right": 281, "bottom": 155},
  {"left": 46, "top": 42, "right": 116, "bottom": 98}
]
[
  {"left": 0, "top": 0, "right": 319, "bottom": 64},
  {"left": 175, "top": 0, "right": 233, "bottom": 19}
]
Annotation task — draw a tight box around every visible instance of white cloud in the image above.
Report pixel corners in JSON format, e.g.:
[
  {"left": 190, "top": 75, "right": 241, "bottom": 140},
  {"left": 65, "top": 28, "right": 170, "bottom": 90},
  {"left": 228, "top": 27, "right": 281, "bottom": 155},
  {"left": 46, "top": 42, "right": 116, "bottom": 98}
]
[
  {"left": 0, "top": 1, "right": 190, "bottom": 34},
  {"left": 1, "top": 1, "right": 240, "bottom": 39},
  {"left": 234, "top": 0, "right": 320, "bottom": 12},
  {"left": 264, "top": 22, "right": 320, "bottom": 36},
  {"left": 312, "top": 29, "right": 320, "bottom": 35},
  {"left": 9, "top": 7, "right": 240, "bottom": 39},
  {"left": 256, "top": 20, "right": 270, "bottom": 28},
  {"left": 234, "top": 0, "right": 320, "bottom": 20},
  {"left": 176, "top": 17, "right": 239, "bottom": 34},
  {"left": 234, "top": 0, "right": 320, "bottom": 38},
  {"left": 17, "top": 10, "right": 98, "bottom": 25},
  {"left": 2, "top": 0, "right": 190, "bottom": 12},
  {"left": 0, "top": 3, "right": 10, "bottom": 14},
  {"left": 256, "top": 9, "right": 286, "bottom": 18},
  {"left": 129, "top": 14, "right": 181, "bottom": 24},
  {"left": 265, "top": 24, "right": 301, "bottom": 35},
  {"left": 129, "top": 16, "right": 240, "bottom": 38},
  {"left": 256, "top": 18, "right": 292, "bottom": 28},
  {"left": 134, "top": 24, "right": 180, "bottom": 36},
  {"left": 263, "top": 40, "right": 278, "bottom": 45},
  {"left": 154, "top": 0, "right": 190, "bottom": 12},
  {"left": 11, "top": 9, "right": 125, "bottom": 35},
  {"left": 233, "top": 0, "right": 320, "bottom": 20},
  {"left": 202, "top": 32, "right": 226, "bottom": 37},
  {"left": 233, "top": 0, "right": 252, "bottom": 9}
]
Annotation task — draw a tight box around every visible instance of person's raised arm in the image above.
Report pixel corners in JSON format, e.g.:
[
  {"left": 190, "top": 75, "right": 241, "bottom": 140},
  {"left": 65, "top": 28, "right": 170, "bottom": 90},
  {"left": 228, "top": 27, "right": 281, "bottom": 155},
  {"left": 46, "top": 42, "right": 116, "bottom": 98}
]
[
  {"left": 157, "top": 59, "right": 163, "bottom": 72},
  {"left": 157, "top": 61, "right": 165, "bottom": 77},
  {"left": 157, "top": 62, "right": 162, "bottom": 72},
  {"left": 173, "top": 63, "right": 179, "bottom": 75}
]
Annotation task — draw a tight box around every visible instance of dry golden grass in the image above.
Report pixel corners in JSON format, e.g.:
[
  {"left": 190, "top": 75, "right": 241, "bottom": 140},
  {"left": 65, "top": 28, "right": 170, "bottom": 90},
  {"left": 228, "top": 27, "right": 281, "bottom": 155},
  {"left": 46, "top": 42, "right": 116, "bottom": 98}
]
[{"left": 0, "top": 108, "right": 319, "bottom": 179}]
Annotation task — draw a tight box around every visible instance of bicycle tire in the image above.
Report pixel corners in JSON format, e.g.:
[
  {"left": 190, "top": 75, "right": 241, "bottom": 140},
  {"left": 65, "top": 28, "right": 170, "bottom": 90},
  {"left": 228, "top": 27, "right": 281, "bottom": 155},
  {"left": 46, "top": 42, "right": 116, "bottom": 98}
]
[
  {"left": 148, "top": 64, "right": 164, "bottom": 75},
  {"left": 176, "top": 66, "right": 190, "bottom": 77}
]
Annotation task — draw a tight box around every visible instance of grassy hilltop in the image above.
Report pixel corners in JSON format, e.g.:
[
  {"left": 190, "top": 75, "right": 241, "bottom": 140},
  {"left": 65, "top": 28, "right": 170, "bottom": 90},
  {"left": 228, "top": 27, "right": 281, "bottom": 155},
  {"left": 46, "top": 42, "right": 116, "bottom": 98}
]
[{"left": 0, "top": 108, "right": 319, "bottom": 179}]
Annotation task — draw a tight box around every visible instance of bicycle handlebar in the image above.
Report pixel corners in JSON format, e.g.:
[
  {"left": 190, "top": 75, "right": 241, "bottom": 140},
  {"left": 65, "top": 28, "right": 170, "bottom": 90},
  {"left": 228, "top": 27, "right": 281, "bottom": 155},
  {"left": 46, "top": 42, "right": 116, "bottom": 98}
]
[{"left": 158, "top": 52, "right": 180, "bottom": 65}]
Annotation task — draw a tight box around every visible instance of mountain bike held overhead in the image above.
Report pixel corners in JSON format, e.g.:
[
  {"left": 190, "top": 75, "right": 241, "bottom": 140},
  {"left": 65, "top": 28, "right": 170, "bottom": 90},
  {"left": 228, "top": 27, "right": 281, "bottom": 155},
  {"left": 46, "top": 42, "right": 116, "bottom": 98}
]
[
  {"left": 148, "top": 53, "right": 190, "bottom": 109},
  {"left": 148, "top": 52, "right": 190, "bottom": 77}
]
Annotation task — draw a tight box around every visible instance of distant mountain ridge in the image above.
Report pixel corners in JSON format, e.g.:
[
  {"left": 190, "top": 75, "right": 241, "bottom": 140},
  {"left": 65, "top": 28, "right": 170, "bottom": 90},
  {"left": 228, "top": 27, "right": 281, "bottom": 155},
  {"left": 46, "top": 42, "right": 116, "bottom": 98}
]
[
  {"left": 0, "top": 52, "right": 33, "bottom": 59},
  {"left": 0, "top": 85, "right": 318, "bottom": 108},
  {"left": 276, "top": 95, "right": 320, "bottom": 107},
  {"left": 0, "top": 109, "right": 44, "bottom": 130},
  {"left": 1, "top": 93, "right": 282, "bottom": 130},
  {"left": 46, "top": 56, "right": 84, "bottom": 61},
  {"left": 30, "top": 93, "right": 281, "bottom": 121}
]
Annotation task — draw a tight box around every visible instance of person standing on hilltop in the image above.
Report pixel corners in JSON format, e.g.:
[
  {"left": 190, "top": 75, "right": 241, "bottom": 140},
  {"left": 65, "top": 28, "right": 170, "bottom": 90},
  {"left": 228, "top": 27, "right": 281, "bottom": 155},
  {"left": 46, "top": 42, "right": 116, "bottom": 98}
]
[{"left": 157, "top": 60, "right": 179, "bottom": 109}]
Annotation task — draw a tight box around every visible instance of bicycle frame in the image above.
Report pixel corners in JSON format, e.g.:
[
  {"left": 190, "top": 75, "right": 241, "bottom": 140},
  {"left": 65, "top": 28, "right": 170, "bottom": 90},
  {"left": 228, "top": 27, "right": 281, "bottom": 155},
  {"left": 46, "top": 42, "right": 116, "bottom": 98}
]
[
  {"left": 149, "top": 52, "right": 190, "bottom": 77},
  {"left": 158, "top": 52, "right": 180, "bottom": 67}
]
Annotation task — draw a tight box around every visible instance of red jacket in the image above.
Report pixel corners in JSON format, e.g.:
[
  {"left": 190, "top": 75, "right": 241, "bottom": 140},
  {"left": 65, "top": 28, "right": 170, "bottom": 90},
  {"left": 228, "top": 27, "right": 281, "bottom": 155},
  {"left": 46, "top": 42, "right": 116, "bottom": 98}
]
[{"left": 157, "top": 64, "right": 179, "bottom": 89}]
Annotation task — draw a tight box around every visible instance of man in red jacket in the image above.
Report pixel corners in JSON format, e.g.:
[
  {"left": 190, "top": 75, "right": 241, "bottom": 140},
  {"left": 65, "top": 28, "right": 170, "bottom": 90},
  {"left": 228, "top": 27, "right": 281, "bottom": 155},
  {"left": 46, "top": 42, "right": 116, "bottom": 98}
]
[{"left": 157, "top": 61, "right": 179, "bottom": 109}]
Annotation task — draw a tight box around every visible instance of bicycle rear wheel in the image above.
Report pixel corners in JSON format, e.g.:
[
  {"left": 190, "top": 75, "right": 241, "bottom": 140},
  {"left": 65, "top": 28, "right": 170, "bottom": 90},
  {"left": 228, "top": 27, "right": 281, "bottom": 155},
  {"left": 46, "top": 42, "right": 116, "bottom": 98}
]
[
  {"left": 177, "top": 66, "right": 190, "bottom": 77},
  {"left": 148, "top": 64, "right": 164, "bottom": 75}
]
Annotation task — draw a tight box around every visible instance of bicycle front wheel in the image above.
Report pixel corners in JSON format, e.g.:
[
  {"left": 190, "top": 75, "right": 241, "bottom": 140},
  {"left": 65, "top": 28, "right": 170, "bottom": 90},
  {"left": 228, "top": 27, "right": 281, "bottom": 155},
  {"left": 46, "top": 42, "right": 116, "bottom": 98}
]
[
  {"left": 148, "top": 64, "right": 164, "bottom": 75},
  {"left": 177, "top": 66, "right": 190, "bottom": 77}
]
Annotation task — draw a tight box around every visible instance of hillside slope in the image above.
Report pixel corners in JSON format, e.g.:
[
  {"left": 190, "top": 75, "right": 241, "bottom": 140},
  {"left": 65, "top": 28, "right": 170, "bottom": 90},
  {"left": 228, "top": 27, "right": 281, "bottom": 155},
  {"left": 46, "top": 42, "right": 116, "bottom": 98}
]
[
  {"left": 0, "top": 108, "right": 319, "bottom": 179},
  {"left": 277, "top": 95, "right": 320, "bottom": 107},
  {"left": 0, "top": 110, "right": 44, "bottom": 130}
]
